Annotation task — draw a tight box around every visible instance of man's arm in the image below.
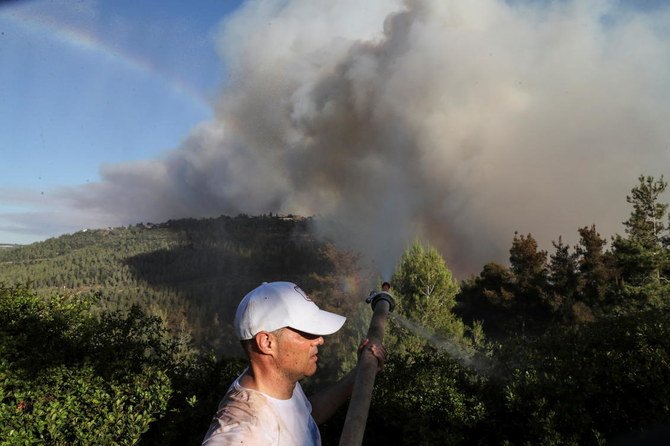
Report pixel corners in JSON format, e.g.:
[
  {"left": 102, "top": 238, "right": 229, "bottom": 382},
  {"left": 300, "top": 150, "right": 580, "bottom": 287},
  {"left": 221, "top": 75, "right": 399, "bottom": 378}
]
[
  {"left": 309, "top": 368, "right": 357, "bottom": 424},
  {"left": 309, "top": 340, "right": 385, "bottom": 424}
]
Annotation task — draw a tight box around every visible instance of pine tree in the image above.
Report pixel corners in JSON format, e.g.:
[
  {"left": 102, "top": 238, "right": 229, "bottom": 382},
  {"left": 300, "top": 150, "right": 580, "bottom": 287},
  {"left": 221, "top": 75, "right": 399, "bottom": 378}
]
[
  {"left": 575, "top": 225, "right": 610, "bottom": 308},
  {"left": 509, "top": 232, "right": 553, "bottom": 322},
  {"left": 457, "top": 262, "right": 516, "bottom": 337},
  {"left": 549, "top": 236, "right": 579, "bottom": 300},
  {"left": 612, "top": 175, "right": 670, "bottom": 308},
  {"left": 623, "top": 175, "right": 668, "bottom": 249},
  {"left": 548, "top": 236, "right": 583, "bottom": 322},
  {"left": 391, "top": 242, "right": 460, "bottom": 329}
]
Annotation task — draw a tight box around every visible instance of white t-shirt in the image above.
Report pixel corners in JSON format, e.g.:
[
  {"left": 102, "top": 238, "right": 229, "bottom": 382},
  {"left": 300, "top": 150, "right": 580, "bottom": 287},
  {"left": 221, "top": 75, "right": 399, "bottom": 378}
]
[{"left": 201, "top": 373, "right": 321, "bottom": 446}]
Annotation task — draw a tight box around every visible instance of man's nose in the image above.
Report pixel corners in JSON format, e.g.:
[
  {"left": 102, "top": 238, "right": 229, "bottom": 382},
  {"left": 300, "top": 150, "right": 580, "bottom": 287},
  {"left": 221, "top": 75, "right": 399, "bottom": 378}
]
[{"left": 314, "top": 336, "right": 324, "bottom": 346}]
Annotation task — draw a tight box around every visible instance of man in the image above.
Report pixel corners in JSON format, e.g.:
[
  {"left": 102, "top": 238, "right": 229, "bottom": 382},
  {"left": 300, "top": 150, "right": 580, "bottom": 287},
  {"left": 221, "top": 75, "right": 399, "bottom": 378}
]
[{"left": 201, "top": 281, "right": 384, "bottom": 445}]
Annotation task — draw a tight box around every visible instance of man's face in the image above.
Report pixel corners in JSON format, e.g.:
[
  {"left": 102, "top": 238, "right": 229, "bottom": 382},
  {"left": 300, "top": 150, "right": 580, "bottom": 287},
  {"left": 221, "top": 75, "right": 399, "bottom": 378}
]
[{"left": 274, "top": 327, "right": 324, "bottom": 382}]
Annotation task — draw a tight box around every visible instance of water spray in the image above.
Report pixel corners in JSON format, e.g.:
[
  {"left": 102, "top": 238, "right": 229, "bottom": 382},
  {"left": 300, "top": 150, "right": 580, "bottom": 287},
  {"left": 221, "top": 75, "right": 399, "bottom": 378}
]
[{"left": 339, "top": 283, "right": 395, "bottom": 446}]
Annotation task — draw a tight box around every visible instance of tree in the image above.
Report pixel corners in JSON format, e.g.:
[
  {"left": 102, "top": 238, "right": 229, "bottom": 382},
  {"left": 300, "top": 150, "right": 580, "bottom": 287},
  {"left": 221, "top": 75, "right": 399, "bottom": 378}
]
[
  {"left": 508, "top": 233, "right": 554, "bottom": 324},
  {"left": 509, "top": 233, "right": 548, "bottom": 284},
  {"left": 457, "top": 262, "right": 516, "bottom": 338},
  {"left": 389, "top": 242, "right": 465, "bottom": 357},
  {"left": 368, "top": 350, "right": 488, "bottom": 446},
  {"left": 360, "top": 244, "right": 486, "bottom": 445},
  {"left": 574, "top": 225, "right": 611, "bottom": 308},
  {"left": 391, "top": 242, "right": 460, "bottom": 331},
  {"left": 549, "top": 237, "right": 582, "bottom": 322},
  {"left": 612, "top": 175, "right": 670, "bottom": 308},
  {"left": 623, "top": 175, "right": 668, "bottom": 249},
  {"left": 549, "top": 236, "right": 579, "bottom": 301}
]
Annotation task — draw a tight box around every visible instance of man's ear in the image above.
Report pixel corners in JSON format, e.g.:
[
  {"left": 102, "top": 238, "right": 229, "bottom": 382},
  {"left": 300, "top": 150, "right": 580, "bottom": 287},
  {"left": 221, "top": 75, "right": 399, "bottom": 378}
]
[{"left": 254, "top": 331, "right": 276, "bottom": 355}]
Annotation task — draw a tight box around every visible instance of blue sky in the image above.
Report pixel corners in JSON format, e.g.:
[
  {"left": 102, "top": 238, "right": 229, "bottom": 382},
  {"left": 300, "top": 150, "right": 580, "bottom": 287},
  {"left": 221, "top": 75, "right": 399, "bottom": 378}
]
[{"left": 0, "top": 0, "right": 243, "bottom": 243}]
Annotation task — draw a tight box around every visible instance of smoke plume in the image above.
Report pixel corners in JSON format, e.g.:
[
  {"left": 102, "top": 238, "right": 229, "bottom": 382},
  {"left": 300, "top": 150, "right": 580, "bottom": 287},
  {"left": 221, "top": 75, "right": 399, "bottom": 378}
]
[{"left": 62, "top": 0, "right": 670, "bottom": 277}]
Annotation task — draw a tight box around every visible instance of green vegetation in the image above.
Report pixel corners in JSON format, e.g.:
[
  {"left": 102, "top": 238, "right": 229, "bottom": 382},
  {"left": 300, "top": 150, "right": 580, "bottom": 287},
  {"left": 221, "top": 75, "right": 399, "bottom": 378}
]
[
  {"left": 0, "top": 284, "right": 171, "bottom": 444},
  {"left": 0, "top": 215, "right": 362, "bottom": 355},
  {"left": 2, "top": 175, "right": 670, "bottom": 444}
]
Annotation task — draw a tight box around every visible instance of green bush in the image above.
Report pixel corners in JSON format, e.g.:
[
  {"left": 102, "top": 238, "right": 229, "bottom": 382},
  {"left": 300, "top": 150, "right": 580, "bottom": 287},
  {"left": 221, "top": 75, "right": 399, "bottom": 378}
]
[
  {"left": 0, "top": 284, "right": 173, "bottom": 445},
  {"left": 0, "top": 283, "right": 251, "bottom": 445}
]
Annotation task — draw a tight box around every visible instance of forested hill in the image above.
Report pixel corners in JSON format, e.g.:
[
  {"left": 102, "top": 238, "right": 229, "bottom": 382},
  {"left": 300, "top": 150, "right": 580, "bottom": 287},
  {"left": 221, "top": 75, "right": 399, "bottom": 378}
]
[{"left": 0, "top": 214, "right": 364, "bottom": 354}]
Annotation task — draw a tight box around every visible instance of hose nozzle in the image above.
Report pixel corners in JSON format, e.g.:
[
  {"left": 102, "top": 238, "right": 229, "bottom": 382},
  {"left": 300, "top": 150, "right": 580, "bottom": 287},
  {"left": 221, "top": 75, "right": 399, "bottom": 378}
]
[{"left": 365, "top": 282, "right": 395, "bottom": 311}]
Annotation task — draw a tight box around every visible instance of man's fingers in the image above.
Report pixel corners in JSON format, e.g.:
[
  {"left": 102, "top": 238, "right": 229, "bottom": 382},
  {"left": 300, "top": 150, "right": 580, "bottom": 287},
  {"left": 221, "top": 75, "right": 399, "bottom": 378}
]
[
  {"left": 359, "top": 341, "right": 386, "bottom": 372},
  {"left": 370, "top": 344, "right": 386, "bottom": 369}
]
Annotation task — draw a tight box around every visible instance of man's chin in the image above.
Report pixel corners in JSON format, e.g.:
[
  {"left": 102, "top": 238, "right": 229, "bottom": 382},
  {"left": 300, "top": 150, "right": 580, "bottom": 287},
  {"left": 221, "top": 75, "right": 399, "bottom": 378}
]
[{"left": 305, "top": 364, "right": 318, "bottom": 377}]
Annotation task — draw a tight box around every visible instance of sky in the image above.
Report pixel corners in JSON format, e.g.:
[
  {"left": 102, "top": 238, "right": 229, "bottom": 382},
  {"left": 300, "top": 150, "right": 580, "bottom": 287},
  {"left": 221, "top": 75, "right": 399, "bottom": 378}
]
[
  {"left": 0, "top": 0, "right": 241, "bottom": 240},
  {"left": 2, "top": 0, "right": 670, "bottom": 277}
]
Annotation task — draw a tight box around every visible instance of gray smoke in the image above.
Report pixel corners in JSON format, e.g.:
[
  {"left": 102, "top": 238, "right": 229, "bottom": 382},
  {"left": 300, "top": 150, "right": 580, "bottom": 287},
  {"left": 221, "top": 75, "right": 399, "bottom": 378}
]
[{"left": 61, "top": 0, "right": 670, "bottom": 277}]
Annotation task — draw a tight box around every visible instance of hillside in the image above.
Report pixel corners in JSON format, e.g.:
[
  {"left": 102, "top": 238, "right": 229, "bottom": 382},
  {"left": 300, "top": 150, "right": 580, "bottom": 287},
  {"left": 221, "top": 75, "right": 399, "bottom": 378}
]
[{"left": 0, "top": 214, "right": 366, "bottom": 354}]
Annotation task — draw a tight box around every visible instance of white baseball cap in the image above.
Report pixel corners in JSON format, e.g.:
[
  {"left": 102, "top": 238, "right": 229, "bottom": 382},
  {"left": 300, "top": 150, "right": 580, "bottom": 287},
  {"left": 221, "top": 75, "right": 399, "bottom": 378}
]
[{"left": 234, "top": 281, "right": 346, "bottom": 340}]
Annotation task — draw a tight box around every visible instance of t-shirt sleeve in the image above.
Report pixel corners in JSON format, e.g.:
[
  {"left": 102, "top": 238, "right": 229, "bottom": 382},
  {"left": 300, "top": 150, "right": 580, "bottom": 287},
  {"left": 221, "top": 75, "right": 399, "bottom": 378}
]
[
  {"left": 201, "top": 383, "right": 279, "bottom": 446},
  {"left": 201, "top": 419, "right": 274, "bottom": 446}
]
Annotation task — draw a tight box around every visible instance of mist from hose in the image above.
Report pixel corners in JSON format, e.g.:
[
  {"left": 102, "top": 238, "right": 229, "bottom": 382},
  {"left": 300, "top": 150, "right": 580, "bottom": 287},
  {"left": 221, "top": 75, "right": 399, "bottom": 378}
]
[{"left": 391, "top": 312, "right": 493, "bottom": 375}]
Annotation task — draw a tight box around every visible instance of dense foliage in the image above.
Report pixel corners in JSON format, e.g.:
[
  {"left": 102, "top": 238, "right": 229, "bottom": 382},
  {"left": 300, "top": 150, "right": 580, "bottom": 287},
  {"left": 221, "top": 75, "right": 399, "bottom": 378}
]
[
  {"left": 0, "top": 283, "right": 254, "bottom": 446},
  {"left": 0, "top": 284, "right": 172, "bottom": 444},
  {"left": 1, "top": 175, "right": 669, "bottom": 444}
]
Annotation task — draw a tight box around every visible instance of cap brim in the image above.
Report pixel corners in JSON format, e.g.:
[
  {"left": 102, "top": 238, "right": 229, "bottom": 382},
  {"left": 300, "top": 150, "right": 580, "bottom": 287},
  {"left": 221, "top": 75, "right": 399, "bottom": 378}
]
[{"left": 291, "top": 309, "right": 346, "bottom": 336}]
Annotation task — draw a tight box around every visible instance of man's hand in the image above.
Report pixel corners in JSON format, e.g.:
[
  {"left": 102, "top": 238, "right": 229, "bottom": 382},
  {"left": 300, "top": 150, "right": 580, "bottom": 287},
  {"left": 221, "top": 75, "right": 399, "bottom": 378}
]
[{"left": 357, "top": 338, "right": 386, "bottom": 372}]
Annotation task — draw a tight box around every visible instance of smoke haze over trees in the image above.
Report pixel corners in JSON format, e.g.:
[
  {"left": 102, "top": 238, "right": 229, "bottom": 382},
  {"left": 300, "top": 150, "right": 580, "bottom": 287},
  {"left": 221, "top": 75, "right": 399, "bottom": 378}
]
[{"left": 9, "top": 0, "right": 664, "bottom": 277}]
